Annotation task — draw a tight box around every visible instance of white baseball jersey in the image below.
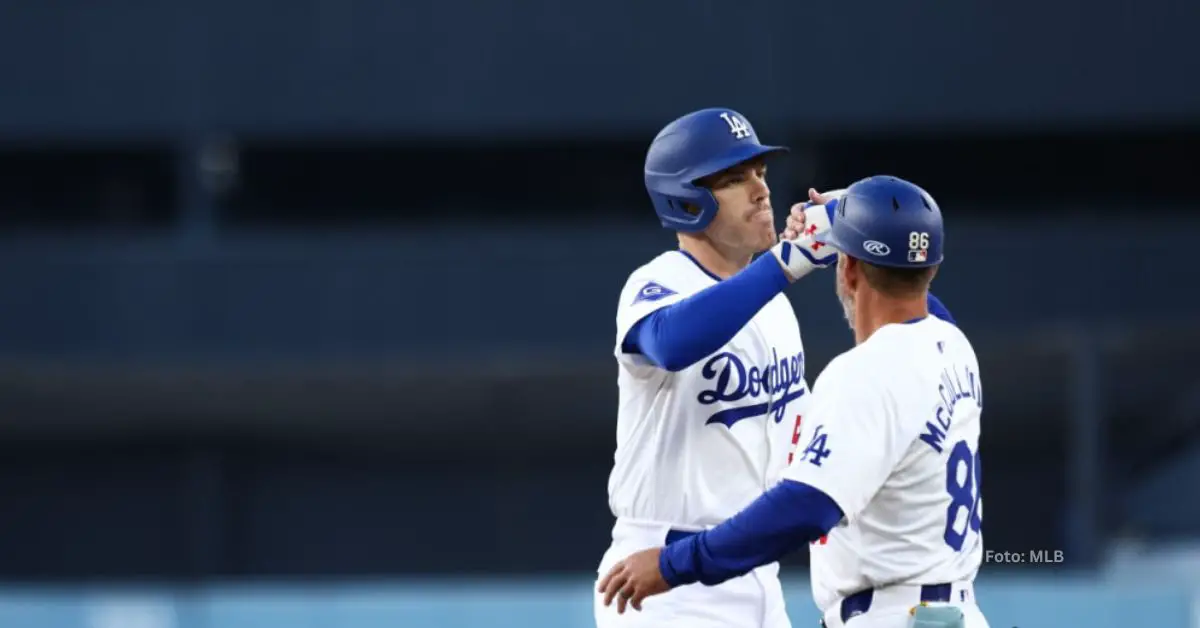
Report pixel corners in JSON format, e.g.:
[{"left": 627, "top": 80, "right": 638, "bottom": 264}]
[
  {"left": 782, "top": 315, "right": 984, "bottom": 613},
  {"left": 608, "top": 250, "right": 810, "bottom": 528}
]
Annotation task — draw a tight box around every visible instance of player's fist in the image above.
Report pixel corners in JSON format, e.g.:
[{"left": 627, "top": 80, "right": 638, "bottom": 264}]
[
  {"left": 770, "top": 199, "right": 842, "bottom": 282},
  {"left": 780, "top": 188, "right": 846, "bottom": 241},
  {"left": 779, "top": 203, "right": 809, "bottom": 241},
  {"left": 597, "top": 548, "right": 671, "bottom": 614}
]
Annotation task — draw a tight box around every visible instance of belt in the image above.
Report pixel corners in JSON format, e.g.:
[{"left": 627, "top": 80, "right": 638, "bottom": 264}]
[
  {"left": 826, "top": 583, "right": 954, "bottom": 626},
  {"left": 668, "top": 526, "right": 958, "bottom": 626}
]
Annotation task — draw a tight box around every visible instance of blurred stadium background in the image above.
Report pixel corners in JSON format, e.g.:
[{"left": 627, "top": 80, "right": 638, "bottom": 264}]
[{"left": 1, "top": 1, "right": 1199, "bottom": 627}]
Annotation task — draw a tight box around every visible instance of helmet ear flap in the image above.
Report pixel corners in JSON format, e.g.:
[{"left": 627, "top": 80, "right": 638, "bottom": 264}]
[
  {"left": 650, "top": 186, "right": 720, "bottom": 232},
  {"left": 686, "top": 188, "right": 720, "bottom": 229},
  {"left": 669, "top": 198, "right": 696, "bottom": 216}
]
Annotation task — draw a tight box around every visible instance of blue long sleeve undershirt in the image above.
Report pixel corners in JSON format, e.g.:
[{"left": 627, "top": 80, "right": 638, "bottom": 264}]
[
  {"left": 926, "top": 292, "right": 955, "bottom": 325},
  {"left": 659, "top": 479, "right": 845, "bottom": 587},
  {"left": 622, "top": 253, "right": 790, "bottom": 371},
  {"left": 622, "top": 252, "right": 957, "bottom": 372}
]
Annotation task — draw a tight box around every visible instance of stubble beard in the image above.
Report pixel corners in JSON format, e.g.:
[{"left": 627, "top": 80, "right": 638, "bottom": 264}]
[{"left": 835, "top": 261, "right": 856, "bottom": 331}]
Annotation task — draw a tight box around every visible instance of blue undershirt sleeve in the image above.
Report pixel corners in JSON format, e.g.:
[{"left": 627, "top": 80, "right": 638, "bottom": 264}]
[
  {"left": 658, "top": 480, "right": 845, "bottom": 587},
  {"left": 927, "top": 292, "right": 955, "bottom": 325},
  {"left": 622, "top": 254, "right": 790, "bottom": 372}
]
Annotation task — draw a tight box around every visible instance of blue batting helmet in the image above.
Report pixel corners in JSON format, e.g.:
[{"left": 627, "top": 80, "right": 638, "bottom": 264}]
[
  {"left": 815, "top": 176, "right": 944, "bottom": 268},
  {"left": 644, "top": 108, "right": 788, "bottom": 232}
]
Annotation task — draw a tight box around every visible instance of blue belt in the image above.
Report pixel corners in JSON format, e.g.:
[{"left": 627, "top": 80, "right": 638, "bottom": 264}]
[{"left": 838, "top": 583, "right": 952, "bottom": 624}]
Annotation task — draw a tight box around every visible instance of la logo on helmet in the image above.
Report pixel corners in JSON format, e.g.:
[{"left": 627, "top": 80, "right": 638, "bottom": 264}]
[{"left": 719, "top": 112, "right": 751, "bottom": 139}]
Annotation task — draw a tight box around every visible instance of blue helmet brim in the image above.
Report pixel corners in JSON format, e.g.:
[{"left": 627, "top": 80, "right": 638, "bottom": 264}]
[{"left": 687, "top": 143, "right": 789, "bottom": 183}]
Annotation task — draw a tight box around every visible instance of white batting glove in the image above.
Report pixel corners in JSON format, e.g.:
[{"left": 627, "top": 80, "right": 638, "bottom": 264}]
[
  {"left": 808, "top": 188, "right": 847, "bottom": 206},
  {"left": 770, "top": 200, "right": 840, "bottom": 281}
]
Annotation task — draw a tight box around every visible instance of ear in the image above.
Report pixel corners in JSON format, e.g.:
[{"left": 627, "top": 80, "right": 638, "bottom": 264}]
[{"left": 843, "top": 255, "right": 860, "bottom": 291}]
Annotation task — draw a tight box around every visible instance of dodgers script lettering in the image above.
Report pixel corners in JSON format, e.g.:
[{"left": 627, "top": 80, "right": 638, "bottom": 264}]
[{"left": 698, "top": 349, "right": 807, "bottom": 428}]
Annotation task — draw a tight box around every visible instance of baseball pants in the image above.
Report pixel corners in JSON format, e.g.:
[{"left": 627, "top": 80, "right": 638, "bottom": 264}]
[{"left": 594, "top": 519, "right": 791, "bottom": 628}]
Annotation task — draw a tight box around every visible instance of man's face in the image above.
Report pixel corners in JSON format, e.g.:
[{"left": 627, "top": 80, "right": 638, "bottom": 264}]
[{"left": 700, "top": 158, "right": 776, "bottom": 255}]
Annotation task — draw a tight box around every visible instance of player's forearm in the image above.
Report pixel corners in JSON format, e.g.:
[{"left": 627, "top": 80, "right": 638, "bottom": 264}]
[
  {"left": 927, "top": 292, "right": 955, "bottom": 324},
  {"left": 628, "top": 254, "right": 790, "bottom": 371},
  {"left": 658, "top": 480, "right": 844, "bottom": 587}
]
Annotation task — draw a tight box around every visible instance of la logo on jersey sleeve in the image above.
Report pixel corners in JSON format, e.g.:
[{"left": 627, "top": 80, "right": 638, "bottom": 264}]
[
  {"left": 797, "top": 424, "right": 832, "bottom": 467},
  {"left": 632, "top": 281, "right": 676, "bottom": 305}
]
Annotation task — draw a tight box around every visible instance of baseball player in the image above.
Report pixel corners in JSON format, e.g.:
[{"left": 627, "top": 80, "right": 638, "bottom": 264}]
[
  {"left": 598, "top": 175, "right": 989, "bottom": 628},
  {"left": 595, "top": 107, "right": 845, "bottom": 628}
]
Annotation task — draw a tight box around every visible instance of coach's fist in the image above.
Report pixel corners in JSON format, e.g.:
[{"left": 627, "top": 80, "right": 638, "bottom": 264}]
[{"left": 597, "top": 548, "right": 671, "bottom": 614}]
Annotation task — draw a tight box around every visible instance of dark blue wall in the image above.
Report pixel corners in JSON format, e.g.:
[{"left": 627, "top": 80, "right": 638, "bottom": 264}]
[
  {"left": 2, "top": 0, "right": 1198, "bottom": 138},
  {"left": 0, "top": 217, "right": 1196, "bottom": 360}
]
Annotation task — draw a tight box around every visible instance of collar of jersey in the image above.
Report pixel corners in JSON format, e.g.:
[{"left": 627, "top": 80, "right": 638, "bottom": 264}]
[{"left": 675, "top": 250, "right": 724, "bottom": 282}]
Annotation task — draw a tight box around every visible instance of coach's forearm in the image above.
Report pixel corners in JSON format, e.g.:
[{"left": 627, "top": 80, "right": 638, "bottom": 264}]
[
  {"left": 626, "top": 254, "right": 790, "bottom": 371},
  {"left": 658, "top": 480, "right": 844, "bottom": 587},
  {"left": 927, "top": 292, "right": 955, "bottom": 325}
]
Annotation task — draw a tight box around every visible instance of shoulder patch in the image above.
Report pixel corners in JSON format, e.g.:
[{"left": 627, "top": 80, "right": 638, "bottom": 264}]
[{"left": 632, "top": 281, "right": 677, "bottom": 305}]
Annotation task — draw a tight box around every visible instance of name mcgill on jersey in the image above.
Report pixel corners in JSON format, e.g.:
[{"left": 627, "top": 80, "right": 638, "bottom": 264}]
[{"left": 698, "top": 348, "right": 807, "bottom": 428}]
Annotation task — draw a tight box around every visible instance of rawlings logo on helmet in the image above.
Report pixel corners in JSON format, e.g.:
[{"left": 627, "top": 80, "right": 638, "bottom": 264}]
[{"left": 863, "top": 240, "right": 891, "bottom": 256}]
